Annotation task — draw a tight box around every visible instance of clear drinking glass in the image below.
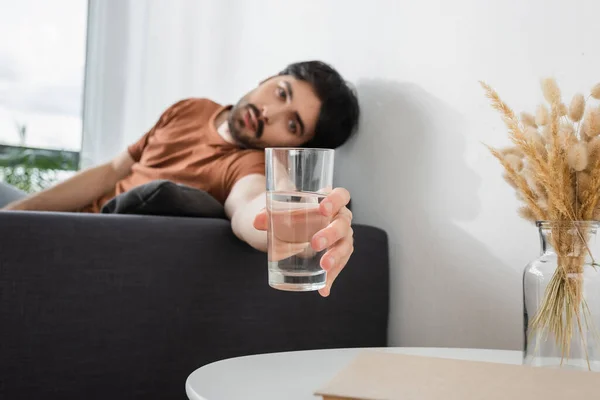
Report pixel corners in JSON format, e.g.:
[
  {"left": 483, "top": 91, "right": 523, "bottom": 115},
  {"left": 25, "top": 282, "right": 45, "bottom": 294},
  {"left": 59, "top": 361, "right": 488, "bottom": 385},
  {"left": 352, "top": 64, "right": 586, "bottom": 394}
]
[{"left": 265, "top": 148, "right": 334, "bottom": 291}]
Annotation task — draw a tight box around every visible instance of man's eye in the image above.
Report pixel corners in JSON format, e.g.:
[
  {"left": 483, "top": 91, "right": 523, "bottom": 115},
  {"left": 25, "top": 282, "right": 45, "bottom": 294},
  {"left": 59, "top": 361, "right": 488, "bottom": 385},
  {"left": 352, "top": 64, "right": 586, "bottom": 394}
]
[
  {"left": 288, "top": 120, "right": 297, "bottom": 134},
  {"left": 276, "top": 87, "right": 287, "bottom": 99}
]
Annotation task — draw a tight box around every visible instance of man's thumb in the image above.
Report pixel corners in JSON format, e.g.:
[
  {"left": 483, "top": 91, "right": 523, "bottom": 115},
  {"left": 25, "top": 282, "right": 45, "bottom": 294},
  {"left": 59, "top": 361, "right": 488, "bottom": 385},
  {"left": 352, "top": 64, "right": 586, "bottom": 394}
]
[{"left": 253, "top": 209, "right": 268, "bottom": 231}]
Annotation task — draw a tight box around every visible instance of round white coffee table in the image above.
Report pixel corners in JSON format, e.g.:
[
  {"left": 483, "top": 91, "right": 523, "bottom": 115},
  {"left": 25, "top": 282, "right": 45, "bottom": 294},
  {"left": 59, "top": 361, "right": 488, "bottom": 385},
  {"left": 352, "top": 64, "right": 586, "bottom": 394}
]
[{"left": 185, "top": 347, "right": 522, "bottom": 400}]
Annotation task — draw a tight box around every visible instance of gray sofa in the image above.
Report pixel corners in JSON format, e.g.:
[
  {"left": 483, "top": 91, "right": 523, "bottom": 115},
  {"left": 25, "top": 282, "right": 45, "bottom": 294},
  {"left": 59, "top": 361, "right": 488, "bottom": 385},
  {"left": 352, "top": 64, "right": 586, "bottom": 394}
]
[{"left": 0, "top": 211, "right": 389, "bottom": 400}]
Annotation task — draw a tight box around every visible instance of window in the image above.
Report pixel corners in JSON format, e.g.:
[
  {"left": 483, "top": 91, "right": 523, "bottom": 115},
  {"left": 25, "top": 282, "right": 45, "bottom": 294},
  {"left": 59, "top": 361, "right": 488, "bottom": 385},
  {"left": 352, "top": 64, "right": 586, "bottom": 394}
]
[{"left": 0, "top": 0, "right": 87, "bottom": 192}]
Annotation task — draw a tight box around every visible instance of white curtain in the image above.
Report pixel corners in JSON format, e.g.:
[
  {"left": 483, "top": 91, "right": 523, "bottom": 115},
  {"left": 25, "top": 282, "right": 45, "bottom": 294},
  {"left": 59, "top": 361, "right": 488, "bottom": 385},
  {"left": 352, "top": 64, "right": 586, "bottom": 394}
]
[{"left": 81, "top": 0, "right": 246, "bottom": 167}]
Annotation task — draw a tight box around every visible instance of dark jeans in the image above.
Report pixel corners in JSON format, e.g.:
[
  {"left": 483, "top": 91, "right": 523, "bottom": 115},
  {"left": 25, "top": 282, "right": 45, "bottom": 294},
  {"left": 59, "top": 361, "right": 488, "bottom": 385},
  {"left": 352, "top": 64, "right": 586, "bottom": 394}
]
[{"left": 0, "top": 182, "right": 26, "bottom": 208}]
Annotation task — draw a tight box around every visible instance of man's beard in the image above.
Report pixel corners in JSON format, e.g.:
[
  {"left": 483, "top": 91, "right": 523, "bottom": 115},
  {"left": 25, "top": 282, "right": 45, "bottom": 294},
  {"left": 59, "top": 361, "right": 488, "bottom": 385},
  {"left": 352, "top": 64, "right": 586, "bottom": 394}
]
[{"left": 227, "top": 101, "right": 265, "bottom": 150}]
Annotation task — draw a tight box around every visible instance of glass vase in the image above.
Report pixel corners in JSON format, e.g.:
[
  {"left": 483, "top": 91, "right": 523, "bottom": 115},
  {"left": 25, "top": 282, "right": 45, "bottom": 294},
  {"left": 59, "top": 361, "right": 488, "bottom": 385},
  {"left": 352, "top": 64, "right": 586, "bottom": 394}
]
[{"left": 523, "top": 221, "right": 600, "bottom": 371}]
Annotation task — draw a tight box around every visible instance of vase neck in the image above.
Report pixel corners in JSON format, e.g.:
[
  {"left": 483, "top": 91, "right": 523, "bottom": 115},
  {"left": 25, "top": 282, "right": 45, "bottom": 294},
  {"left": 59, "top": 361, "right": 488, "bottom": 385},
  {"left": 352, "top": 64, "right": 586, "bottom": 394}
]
[{"left": 538, "top": 221, "right": 599, "bottom": 258}]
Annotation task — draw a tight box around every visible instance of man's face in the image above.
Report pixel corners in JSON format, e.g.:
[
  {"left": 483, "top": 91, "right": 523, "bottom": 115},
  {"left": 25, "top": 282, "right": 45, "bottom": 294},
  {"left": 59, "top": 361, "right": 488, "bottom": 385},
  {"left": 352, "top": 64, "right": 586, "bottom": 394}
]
[{"left": 227, "top": 75, "right": 321, "bottom": 149}]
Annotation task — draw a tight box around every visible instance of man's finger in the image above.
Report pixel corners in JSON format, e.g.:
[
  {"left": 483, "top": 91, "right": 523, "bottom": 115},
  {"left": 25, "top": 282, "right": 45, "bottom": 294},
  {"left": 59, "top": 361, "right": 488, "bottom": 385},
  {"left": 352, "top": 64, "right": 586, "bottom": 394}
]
[
  {"left": 311, "top": 216, "right": 352, "bottom": 252},
  {"left": 337, "top": 207, "right": 353, "bottom": 223},
  {"left": 269, "top": 242, "right": 307, "bottom": 262},
  {"left": 319, "top": 252, "right": 352, "bottom": 297},
  {"left": 319, "top": 188, "right": 350, "bottom": 217},
  {"left": 320, "top": 236, "right": 354, "bottom": 271},
  {"left": 253, "top": 209, "right": 268, "bottom": 231}
]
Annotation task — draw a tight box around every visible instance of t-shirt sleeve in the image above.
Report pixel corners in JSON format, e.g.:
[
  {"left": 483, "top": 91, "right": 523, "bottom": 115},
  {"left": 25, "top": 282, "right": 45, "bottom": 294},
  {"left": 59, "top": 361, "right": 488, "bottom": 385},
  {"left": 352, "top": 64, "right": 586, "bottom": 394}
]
[
  {"left": 222, "top": 151, "right": 266, "bottom": 200},
  {"left": 127, "top": 98, "right": 200, "bottom": 162},
  {"left": 127, "top": 132, "right": 150, "bottom": 162}
]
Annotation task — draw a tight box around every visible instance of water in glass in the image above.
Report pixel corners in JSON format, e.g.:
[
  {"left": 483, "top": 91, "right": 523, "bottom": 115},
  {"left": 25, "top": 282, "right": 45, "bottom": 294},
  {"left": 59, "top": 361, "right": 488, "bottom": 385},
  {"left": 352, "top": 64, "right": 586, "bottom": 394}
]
[{"left": 267, "top": 191, "right": 330, "bottom": 291}]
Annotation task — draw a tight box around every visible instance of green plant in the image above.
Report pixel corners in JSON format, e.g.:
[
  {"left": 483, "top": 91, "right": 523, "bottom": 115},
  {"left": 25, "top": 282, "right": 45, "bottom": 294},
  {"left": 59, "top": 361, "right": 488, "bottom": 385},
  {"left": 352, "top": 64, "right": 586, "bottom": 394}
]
[
  {"left": 0, "top": 145, "right": 79, "bottom": 193},
  {"left": 1, "top": 166, "right": 60, "bottom": 193}
]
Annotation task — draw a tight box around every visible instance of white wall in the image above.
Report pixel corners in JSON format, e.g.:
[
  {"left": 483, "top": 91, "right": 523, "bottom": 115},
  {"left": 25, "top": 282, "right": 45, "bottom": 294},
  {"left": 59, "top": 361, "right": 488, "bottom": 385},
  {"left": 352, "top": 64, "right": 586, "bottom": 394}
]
[{"left": 88, "top": 0, "right": 600, "bottom": 349}]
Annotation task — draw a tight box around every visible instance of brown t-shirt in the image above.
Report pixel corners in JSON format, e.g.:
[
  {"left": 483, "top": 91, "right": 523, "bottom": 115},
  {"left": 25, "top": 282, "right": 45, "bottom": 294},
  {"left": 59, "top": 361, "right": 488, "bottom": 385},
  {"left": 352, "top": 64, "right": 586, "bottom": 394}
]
[{"left": 83, "top": 98, "right": 265, "bottom": 213}]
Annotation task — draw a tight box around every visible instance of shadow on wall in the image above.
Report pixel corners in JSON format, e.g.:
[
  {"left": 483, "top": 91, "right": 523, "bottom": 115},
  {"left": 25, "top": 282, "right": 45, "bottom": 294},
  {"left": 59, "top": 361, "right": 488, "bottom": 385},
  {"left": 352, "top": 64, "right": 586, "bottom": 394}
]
[{"left": 336, "top": 79, "right": 521, "bottom": 350}]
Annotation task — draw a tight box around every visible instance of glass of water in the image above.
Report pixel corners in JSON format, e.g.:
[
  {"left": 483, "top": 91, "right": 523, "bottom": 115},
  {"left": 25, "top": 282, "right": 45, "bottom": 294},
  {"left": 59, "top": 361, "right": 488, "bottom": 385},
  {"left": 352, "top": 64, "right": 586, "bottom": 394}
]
[{"left": 265, "top": 148, "right": 335, "bottom": 291}]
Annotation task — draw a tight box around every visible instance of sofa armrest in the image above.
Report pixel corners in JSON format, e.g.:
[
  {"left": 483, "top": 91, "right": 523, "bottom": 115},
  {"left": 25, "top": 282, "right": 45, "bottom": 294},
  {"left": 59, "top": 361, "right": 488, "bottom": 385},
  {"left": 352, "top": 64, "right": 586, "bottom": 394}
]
[{"left": 0, "top": 211, "right": 388, "bottom": 400}]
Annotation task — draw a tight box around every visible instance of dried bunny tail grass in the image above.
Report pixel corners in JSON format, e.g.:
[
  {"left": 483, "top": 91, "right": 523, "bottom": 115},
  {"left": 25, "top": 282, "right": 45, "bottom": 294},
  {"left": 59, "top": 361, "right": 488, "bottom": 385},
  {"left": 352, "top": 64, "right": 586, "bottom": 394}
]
[
  {"left": 542, "top": 78, "right": 562, "bottom": 104},
  {"left": 558, "top": 122, "right": 578, "bottom": 150},
  {"left": 548, "top": 87, "right": 576, "bottom": 220},
  {"left": 480, "top": 82, "right": 554, "bottom": 200},
  {"left": 516, "top": 191, "right": 524, "bottom": 201},
  {"left": 559, "top": 122, "right": 576, "bottom": 146},
  {"left": 488, "top": 146, "right": 546, "bottom": 219},
  {"left": 568, "top": 143, "right": 588, "bottom": 172},
  {"left": 577, "top": 171, "right": 591, "bottom": 202},
  {"left": 523, "top": 166, "right": 548, "bottom": 200},
  {"left": 518, "top": 206, "right": 537, "bottom": 222},
  {"left": 559, "top": 103, "right": 568, "bottom": 117},
  {"left": 581, "top": 122, "right": 591, "bottom": 141},
  {"left": 580, "top": 153, "right": 600, "bottom": 219},
  {"left": 524, "top": 126, "right": 547, "bottom": 153},
  {"left": 479, "top": 81, "right": 525, "bottom": 141},
  {"left": 541, "top": 125, "right": 553, "bottom": 143},
  {"left": 583, "top": 107, "right": 600, "bottom": 137},
  {"left": 587, "top": 136, "right": 600, "bottom": 165},
  {"left": 591, "top": 83, "right": 600, "bottom": 99},
  {"left": 569, "top": 93, "right": 585, "bottom": 122},
  {"left": 547, "top": 86, "right": 562, "bottom": 145},
  {"left": 560, "top": 121, "right": 576, "bottom": 136},
  {"left": 505, "top": 154, "right": 524, "bottom": 171},
  {"left": 577, "top": 171, "right": 591, "bottom": 188},
  {"left": 501, "top": 146, "right": 525, "bottom": 158},
  {"left": 520, "top": 112, "right": 538, "bottom": 128},
  {"left": 536, "top": 104, "right": 550, "bottom": 126},
  {"left": 479, "top": 82, "right": 549, "bottom": 173},
  {"left": 558, "top": 131, "right": 574, "bottom": 149},
  {"left": 503, "top": 173, "right": 517, "bottom": 189}
]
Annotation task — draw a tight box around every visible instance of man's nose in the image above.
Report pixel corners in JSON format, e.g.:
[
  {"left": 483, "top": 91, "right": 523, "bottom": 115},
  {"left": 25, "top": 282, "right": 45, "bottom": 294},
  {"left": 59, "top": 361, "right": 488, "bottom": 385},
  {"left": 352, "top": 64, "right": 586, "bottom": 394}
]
[
  {"left": 261, "top": 104, "right": 285, "bottom": 124},
  {"left": 261, "top": 107, "right": 270, "bottom": 124}
]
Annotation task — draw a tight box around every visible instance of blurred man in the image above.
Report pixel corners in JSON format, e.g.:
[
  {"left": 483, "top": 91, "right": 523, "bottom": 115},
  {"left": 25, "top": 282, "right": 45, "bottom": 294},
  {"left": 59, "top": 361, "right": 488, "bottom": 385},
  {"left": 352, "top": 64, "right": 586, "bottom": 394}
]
[{"left": 1, "top": 61, "right": 360, "bottom": 296}]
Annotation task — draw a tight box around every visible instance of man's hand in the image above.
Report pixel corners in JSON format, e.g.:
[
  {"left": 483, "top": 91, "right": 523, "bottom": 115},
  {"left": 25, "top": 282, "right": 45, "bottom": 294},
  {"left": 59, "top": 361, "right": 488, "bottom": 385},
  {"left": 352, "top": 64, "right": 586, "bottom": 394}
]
[
  {"left": 225, "top": 176, "right": 355, "bottom": 297},
  {"left": 253, "top": 188, "right": 354, "bottom": 297}
]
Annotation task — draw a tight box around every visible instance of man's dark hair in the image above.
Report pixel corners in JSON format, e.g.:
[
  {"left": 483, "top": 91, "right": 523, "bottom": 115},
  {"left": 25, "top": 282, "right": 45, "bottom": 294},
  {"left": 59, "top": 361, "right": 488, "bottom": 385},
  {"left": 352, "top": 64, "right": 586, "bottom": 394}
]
[{"left": 278, "top": 61, "right": 360, "bottom": 149}]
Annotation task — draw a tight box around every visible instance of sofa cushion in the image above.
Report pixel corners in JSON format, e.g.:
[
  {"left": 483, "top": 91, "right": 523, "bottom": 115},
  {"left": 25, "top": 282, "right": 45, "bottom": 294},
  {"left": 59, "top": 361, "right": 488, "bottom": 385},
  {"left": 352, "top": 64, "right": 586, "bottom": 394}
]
[{"left": 100, "top": 180, "right": 226, "bottom": 219}]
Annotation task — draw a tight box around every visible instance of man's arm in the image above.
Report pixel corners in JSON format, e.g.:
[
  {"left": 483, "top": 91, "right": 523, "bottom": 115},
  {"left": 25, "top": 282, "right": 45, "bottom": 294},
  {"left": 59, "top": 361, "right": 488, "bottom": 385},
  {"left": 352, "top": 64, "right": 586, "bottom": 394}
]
[
  {"left": 224, "top": 174, "right": 268, "bottom": 252},
  {"left": 2, "top": 151, "right": 135, "bottom": 212}
]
